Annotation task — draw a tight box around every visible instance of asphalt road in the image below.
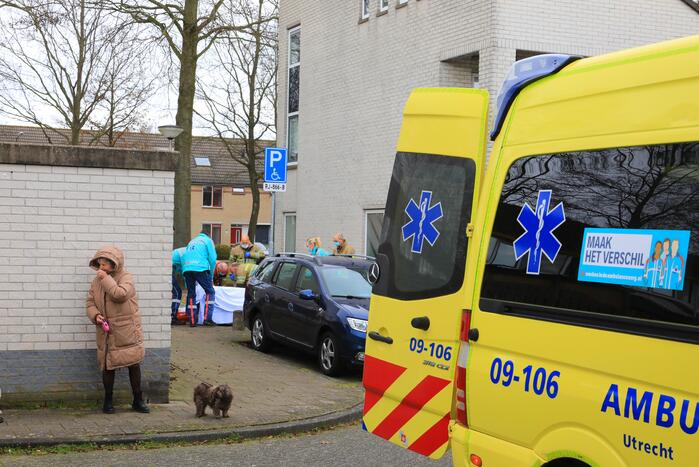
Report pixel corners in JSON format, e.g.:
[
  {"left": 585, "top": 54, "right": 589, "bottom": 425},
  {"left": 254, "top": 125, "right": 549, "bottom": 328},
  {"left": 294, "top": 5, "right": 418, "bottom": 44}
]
[{"left": 4, "top": 424, "right": 453, "bottom": 467}]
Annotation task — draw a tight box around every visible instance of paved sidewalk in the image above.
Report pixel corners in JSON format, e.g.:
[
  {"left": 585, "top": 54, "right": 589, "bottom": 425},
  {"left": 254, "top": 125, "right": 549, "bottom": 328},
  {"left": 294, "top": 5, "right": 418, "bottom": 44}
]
[{"left": 0, "top": 327, "right": 364, "bottom": 446}]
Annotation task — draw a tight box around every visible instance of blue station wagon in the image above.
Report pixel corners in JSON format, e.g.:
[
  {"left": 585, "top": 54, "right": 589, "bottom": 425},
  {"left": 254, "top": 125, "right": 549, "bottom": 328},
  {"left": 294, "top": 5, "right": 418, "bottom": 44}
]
[{"left": 242, "top": 253, "right": 374, "bottom": 376}]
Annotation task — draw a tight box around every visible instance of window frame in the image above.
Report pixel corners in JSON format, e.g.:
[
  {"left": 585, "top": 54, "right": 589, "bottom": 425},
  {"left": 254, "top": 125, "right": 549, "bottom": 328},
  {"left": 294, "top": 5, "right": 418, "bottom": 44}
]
[
  {"left": 255, "top": 260, "right": 278, "bottom": 283},
  {"left": 255, "top": 224, "right": 272, "bottom": 245},
  {"left": 479, "top": 144, "right": 699, "bottom": 345},
  {"left": 364, "top": 209, "right": 385, "bottom": 257},
  {"left": 273, "top": 261, "right": 299, "bottom": 291},
  {"left": 379, "top": 0, "right": 389, "bottom": 13},
  {"left": 202, "top": 185, "right": 223, "bottom": 208},
  {"left": 287, "top": 26, "right": 300, "bottom": 164},
  {"left": 202, "top": 222, "right": 222, "bottom": 244},
  {"left": 372, "top": 152, "right": 476, "bottom": 301},
  {"left": 284, "top": 212, "right": 297, "bottom": 252},
  {"left": 361, "top": 0, "right": 370, "bottom": 19},
  {"left": 397, "top": 0, "right": 408, "bottom": 7},
  {"left": 295, "top": 265, "right": 321, "bottom": 294}
]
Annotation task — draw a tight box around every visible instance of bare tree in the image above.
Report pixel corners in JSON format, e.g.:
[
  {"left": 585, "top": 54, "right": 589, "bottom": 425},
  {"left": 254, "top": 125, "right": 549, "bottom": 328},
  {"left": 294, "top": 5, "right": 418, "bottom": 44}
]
[
  {"left": 106, "top": 0, "right": 271, "bottom": 248},
  {"left": 198, "top": 0, "right": 277, "bottom": 242},
  {"left": 87, "top": 29, "right": 158, "bottom": 146},
  {"left": 0, "top": 0, "right": 146, "bottom": 145}
]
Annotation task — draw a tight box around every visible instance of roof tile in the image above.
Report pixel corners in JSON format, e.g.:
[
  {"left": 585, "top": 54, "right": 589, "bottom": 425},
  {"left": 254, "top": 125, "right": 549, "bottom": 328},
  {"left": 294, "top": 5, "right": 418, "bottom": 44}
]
[{"left": 0, "top": 124, "right": 273, "bottom": 186}]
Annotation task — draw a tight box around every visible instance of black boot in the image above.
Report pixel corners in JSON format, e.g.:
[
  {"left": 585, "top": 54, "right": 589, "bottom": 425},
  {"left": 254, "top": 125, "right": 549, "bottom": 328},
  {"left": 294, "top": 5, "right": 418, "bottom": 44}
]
[
  {"left": 132, "top": 392, "right": 150, "bottom": 413},
  {"left": 102, "top": 393, "right": 115, "bottom": 414}
]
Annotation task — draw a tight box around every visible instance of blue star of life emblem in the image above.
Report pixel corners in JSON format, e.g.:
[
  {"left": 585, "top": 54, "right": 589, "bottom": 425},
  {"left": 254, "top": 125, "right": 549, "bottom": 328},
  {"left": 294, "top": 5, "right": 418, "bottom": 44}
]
[
  {"left": 513, "top": 190, "right": 566, "bottom": 275},
  {"left": 402, "top": 190, "right": 443, "bottom": 254}
]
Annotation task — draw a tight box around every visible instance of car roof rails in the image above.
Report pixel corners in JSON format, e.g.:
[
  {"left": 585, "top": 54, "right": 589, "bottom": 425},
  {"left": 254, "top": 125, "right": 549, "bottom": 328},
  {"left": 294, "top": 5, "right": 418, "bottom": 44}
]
[
  {"left": 274, "top": 252, "right": 322, "bottom": 265},
  {"left": 331, "top": 254, "right": 376, "bottom": 261}
]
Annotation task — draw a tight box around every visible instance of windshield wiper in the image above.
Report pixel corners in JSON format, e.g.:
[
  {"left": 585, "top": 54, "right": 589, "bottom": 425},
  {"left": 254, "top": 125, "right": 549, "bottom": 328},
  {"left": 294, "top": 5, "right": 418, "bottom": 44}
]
[{"left": 332, "top": 295, "right": 368, "bottom": 299}]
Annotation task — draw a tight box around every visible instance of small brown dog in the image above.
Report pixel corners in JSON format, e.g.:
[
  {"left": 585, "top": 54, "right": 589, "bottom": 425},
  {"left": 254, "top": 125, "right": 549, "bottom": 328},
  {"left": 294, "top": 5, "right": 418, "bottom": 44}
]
[{"left": 193, "top": 382, "right": 233, "bottom": 418}]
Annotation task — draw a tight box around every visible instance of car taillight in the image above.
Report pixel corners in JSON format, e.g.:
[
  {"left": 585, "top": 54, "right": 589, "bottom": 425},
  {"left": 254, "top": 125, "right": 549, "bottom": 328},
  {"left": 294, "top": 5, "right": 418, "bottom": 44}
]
[{"left": 455, "top": 309, "right": 472, "bottom": 426}]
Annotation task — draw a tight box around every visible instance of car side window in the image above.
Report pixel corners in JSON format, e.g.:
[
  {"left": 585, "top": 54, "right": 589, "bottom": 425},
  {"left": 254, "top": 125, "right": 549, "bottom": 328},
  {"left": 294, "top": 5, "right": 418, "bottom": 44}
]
[
  {"left": 480, "top": 142, "right": 699, "bottom": 343},
  {"left": 296, "top": 266, "right": 320, "bottom": 294},
  {"left": 257, "top": 261, "right": 277, "bottom": 283},
  {"left": 274, "top": 262, "right": 298, "bottom": 290}
]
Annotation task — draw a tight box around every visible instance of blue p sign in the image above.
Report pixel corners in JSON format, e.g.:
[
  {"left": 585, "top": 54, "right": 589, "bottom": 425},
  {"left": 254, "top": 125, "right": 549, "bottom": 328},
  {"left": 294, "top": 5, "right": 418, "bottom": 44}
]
[{"left": 264, "top": 148, "right": 288, "bottom": 184}]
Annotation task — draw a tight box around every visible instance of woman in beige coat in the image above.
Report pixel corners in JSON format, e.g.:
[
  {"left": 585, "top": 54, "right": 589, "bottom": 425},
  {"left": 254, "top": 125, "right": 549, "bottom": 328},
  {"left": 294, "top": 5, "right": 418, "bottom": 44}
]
[{"left": 86, "top": 246, "right": 149, "bottom": 414}]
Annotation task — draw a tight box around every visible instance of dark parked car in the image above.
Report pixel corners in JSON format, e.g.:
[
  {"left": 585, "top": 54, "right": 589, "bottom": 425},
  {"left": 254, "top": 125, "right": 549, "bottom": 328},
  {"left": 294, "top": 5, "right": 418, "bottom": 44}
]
[{"left": 243, "top": 253, "right": 374, "bottom": 376}]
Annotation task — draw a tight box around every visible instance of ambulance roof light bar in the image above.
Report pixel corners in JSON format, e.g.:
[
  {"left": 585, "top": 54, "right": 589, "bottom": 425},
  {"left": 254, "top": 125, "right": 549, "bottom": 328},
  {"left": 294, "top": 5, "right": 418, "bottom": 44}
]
[{"left": 490, "top": 54, "right": 579, "bottom": 141}]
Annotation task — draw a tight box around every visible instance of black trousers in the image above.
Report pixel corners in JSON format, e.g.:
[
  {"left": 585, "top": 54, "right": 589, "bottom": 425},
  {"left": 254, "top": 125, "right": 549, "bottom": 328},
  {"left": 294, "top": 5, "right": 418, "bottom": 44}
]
[{"left": 102, "top": 364, "right": 142, "bottom": 398}]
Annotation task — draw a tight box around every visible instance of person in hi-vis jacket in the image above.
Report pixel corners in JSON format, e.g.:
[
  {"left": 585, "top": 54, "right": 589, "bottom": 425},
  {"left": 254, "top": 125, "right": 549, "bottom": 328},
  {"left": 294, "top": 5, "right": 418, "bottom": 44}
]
[
  {"left": 182, "top": 232, "right": 217, "bottom": 327},
  {"left": 644, "top": 241, "right": 663, "bottom": 288}
]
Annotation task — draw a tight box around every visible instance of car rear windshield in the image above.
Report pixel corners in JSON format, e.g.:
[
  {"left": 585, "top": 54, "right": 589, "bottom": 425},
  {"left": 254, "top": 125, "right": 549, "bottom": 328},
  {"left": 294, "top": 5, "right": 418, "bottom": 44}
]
[{"left": 320, "top": 267, "right": 372, "bottom": 299}]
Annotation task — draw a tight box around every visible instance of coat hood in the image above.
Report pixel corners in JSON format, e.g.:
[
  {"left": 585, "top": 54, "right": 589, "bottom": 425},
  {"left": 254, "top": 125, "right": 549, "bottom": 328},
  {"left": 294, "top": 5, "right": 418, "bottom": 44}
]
[{"left": 89, "top": 245, "right": 125, "bottom": 273}]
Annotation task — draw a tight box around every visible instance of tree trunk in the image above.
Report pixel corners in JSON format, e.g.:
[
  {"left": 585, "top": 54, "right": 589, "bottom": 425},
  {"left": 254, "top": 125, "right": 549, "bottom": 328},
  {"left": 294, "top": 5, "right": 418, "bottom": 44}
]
[
  {"left": 172, "top": 0, "right": 199, "bottom": 248},
  {"left": 246, "top": 24, "right": 261, "bottom": 243},
  {"left": 71, "top": 0, "right": 86, "bottom": 146}
]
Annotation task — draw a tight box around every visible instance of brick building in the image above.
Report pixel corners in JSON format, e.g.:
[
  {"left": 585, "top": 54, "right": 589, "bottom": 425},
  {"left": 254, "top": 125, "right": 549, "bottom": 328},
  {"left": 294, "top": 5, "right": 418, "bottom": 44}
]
[
  {"left": 0, "top": 143, "right": 176, "bottom": 404},
  {"left": 273, "top": 0, "right": 699, "bottom": 255},
  {"left": 188, "top": 138, "right": 274, "bottom": 250}
]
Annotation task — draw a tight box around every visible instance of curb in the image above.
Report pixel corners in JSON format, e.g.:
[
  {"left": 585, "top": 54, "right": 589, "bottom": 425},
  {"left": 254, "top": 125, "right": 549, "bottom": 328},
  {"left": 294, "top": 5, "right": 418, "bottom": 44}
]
[{"left": 0, "top": 402, "right": 364, "bottom": 449}]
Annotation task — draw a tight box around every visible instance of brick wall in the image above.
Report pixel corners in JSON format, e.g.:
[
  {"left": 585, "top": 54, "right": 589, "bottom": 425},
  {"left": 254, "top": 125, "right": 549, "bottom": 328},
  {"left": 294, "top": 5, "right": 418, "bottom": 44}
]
[
  {"left": 0, "top": 144, "right": 176, "bottom": 405},
  {"left": 274, "top": 0, "right": 699, "bottom": 254}
]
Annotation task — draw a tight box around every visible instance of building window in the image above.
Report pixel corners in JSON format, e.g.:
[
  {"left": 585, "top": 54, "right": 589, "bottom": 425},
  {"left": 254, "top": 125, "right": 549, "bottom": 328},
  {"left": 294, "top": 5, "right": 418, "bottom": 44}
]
[
  {"left": 397, "top": 0, "right": 408, "bottom": 7},
  {"left": 202, "top": 223, "right": 222, "bottom": 244},
  {"left": 361, "top": 0, "right": 370, "bottom": 19},
  {"left": 284, "top": 213, "right": 297, "bottom": 252},
  {"left": 202, "top": 186, "right": 222, "bottom": 208},
  {"left": 256, "top": 225, "right": 271, "bottom": 245},
  {"left": 287, "top": 27, "right": 300, "bottom": 163},
  {"left": 379, "top": 0, "right": 389, "bottom": 12},
  {"left": 365, "top": 210, "right": 384, "bottom": 258}
]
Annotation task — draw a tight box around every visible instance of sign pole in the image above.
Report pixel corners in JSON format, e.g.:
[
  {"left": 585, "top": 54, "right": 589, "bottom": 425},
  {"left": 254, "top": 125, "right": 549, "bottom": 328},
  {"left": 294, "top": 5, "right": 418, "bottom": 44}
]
[
  {"left": 270, "top": 191, "right": 276, "bottom": 255},
  {"left": 263, "top": 147, "right": 288, "bottom": 255}
]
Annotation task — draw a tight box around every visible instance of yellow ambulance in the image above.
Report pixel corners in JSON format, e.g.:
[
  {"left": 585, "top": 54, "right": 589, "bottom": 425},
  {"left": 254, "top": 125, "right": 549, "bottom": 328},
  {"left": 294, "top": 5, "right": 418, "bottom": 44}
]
[{"left": 362, "top": 35, "right": 699, "bottom": 466}]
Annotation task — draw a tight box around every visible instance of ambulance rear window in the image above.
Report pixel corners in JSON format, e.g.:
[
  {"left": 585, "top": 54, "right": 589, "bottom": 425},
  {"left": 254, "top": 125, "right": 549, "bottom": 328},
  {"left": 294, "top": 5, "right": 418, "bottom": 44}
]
[
  {"left": 480, "top": 142, "right": 699, "bottom": 344},
  {"left": 373, "top": 152, "right": 475, "bottom": 300}
]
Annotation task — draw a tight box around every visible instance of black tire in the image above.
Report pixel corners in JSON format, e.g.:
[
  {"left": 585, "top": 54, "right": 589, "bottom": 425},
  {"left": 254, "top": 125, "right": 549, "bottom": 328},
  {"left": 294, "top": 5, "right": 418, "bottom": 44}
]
[
  {"left": 250, "top": 314, "right": 271, "bottom": 352},
  {"left": 544, "top": 459, "right": 590, "bottom": 467},
  {"left": 318, "top": 332, "right": 344, "bottom": 376}
]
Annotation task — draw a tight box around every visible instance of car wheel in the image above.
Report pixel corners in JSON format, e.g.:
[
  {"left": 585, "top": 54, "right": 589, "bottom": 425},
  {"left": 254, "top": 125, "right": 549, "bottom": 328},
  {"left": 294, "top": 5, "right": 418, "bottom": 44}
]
[
  {"left": 250, "top": 314, "right": 271, "bottom": 352},
  {"left": 318, "top": 332, "right": 343, "bottom": 376}
]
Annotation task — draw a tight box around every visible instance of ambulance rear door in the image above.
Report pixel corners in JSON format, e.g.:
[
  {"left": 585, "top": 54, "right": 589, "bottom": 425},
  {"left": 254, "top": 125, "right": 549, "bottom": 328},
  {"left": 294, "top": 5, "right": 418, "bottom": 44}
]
[{"left": 362, "top": 88, "right": 488, "bottom": 459}]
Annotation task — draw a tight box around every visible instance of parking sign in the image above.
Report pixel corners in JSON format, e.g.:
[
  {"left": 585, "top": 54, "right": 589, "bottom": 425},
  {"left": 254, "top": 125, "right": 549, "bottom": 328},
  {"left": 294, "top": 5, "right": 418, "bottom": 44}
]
[{"left": 264, "top": 148, "right": 287, "bottom": 192}]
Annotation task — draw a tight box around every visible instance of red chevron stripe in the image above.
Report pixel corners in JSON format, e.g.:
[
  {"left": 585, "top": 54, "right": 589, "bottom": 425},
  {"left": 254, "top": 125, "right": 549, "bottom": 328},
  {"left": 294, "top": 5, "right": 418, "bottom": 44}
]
[
  {"left": 372, "top": 375, "right": 450, "bottom": 440},
  {"left": 408, "top": 412, "right": 451, "bottom": 456},
  {"left": 362, "top": 355, "right": 406, "bottom": 415}
]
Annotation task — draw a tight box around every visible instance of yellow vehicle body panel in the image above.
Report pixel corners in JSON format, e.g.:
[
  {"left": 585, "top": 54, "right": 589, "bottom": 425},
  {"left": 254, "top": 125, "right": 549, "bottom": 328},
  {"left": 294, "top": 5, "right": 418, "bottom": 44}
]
[
  {"left": 463, "top": 35, "right": 699, "bottom": 466},
  {"left": 364, "top": 35, "right": 699, "bottom": 467},
  {"left": 362, "top": 88, "right": 488, "bottom": 459}
]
